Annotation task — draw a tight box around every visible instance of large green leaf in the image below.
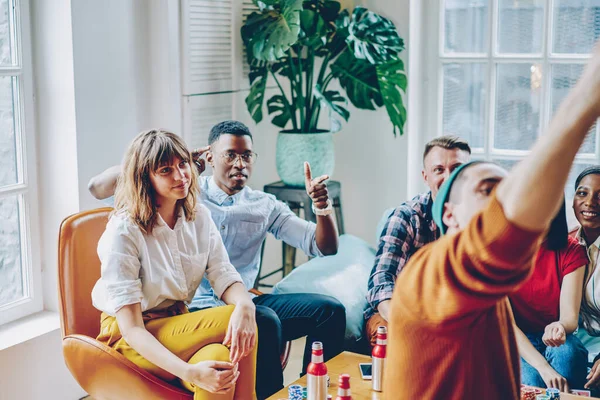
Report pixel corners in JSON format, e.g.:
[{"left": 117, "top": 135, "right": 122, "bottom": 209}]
[
  {"left": 272, "top": 55, "right": 310, "bottom": 78},
  {"left": 242, "top": 0, "right": 303, "bottom": 62},
  {"left": 267, "top": 95, "right": 293, "bottom": 128},
  {"left": 346, "top": 6, "right": 404, "bottom": 65},
  {"left": 320, "top": 1, "right": 341, "bottom": 22},
  {"left": 330, "top": 50, "right": 380, "bottom": 110},
  {"left": 376, "top": 59, "right": 407, "bottom": 136},
  {"left": 245, "top": 65, "right": 269, "bottom": 124},
  {"left": 321, "top": 9, "right": 349, "bottom": 58},
  {"left": 313, "top": 85, "right": 349, "bottom": 132},
  {"left": 298, "top": 9, "right": 328, "bottom": 49},
  {"left": 254, "top": 0, "right": 278, "bottom": 10}
]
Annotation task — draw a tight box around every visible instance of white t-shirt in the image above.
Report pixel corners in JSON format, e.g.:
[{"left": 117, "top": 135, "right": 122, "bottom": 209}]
[{"left": 92, "top": 204, "right": 242, "bottom": 316}]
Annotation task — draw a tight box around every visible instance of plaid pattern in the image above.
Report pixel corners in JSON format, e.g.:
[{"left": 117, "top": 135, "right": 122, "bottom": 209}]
[{"left": 364, "top": 192, "right": 439, "bottom": 319}]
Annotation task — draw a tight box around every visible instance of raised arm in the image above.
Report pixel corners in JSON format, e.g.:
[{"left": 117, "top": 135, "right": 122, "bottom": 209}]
[
  {"left": 88, "top": 147, "right": 210, "bottom": 200},
  {"left": 304, "top": 162, "right": 338, "bottom": 255},
  {"left": 88, "top": 165, "right": 120, "bottom": 200},
  {"left": 496, "top": 46, "right": 600, "bottom": 231}
]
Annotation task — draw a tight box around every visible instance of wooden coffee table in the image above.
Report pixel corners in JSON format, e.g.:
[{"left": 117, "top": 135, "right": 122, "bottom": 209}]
[
  {"left": 268, "top": 352, "right": 380, "bottom": 400},
  {"left": 267, "top": 351, "right": 599, "bottom": 399}
]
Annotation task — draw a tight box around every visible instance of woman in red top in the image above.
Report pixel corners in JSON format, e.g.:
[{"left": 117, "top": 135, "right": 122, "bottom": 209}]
[{"left": 510, "top": 201, "right": 588, "bottom": 392}]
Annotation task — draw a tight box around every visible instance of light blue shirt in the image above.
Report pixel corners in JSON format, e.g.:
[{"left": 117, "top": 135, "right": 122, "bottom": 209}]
[{"left": 188, "top": 176, "right": 323, "bottom": 309}]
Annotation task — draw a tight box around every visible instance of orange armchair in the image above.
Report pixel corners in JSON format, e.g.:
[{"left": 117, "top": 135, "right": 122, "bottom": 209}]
[
  {"left": 58, "top": 208, "right": 193, "bottom": 399},
  {"left": 58, "top": 208, "right": 292, "bottom": 399}
]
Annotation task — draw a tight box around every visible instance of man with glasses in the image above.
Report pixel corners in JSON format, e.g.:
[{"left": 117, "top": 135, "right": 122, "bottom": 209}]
[{"left": 88, "top": 120, "right": 345, "bottom": 399}]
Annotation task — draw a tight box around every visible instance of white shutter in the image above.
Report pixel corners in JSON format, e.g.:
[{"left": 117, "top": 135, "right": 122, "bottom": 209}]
[
  {"left": 232, "top": 0, "right": 260, "bottom": 90},
  {"left": 181, "top": 0, "right": 234, "bottom": 95},
  {"left": 182, "top": 93, "right": 234, "bottom": 151},
  {"left": 241, "top": 1, "right": 259, "bottom": 85}
]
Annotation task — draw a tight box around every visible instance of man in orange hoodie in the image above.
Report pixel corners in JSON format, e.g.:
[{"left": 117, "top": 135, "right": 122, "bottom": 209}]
[{"left": 383, "top": 43, "right": 600, "bottom": 400}]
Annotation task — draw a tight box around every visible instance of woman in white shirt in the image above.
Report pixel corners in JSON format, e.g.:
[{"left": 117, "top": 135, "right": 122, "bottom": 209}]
[
  {"left": 572, "top": 166, "right": 600, "bottom": 393},
  {"left": 92, "top": 129, "right": 257, "bottom": 400}
]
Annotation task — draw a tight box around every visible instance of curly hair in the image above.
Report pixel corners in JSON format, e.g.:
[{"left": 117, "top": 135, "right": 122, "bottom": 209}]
[{"left": 113, "top": 129, "right": 198, "bottom": 234}]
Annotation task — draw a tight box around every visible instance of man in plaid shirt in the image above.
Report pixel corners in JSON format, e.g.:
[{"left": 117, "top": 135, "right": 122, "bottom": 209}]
[{"left": 364, "top": 136, "right": 471, "bottom": 347}]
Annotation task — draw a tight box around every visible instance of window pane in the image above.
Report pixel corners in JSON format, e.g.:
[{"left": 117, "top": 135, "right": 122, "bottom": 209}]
[
  {"left": 0, "top": 76, "right": 17, "bottom": 186},
  {"left": 492, "top": 158, "right": 519, "bottom": 171},
  {"left": 444, "top": 0, "right": 489, "bottom": 54},
  {"left": 494, "top": 63, "right": 542, "bottom": 151},
  {"left": 0, "top": 0, "right": 12, "bottom": 66},
  {"left": 497, "top": 0, "right": 544, "bottom": 54},
  {"left": 442, "top": 63, "right": 487, "bottom": 149},
  {"left": 551, "top": 64, "right": 596, "bottom": 154},
  {"left": 552, "top": 0, "right": 600, "bottom": 54},
  {"left": 0, "top": 195, "right": 23, "bottom": 307}
]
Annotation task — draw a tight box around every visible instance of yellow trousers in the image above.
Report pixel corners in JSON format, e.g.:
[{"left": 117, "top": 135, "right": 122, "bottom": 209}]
[{"left": 97, "top": 303, "right": 257, "bottom": 400}]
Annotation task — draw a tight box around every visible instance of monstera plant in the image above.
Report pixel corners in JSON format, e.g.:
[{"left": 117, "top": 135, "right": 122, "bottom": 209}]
[{"left": 241, "top": 0, "right": 406, "bottom": 186}]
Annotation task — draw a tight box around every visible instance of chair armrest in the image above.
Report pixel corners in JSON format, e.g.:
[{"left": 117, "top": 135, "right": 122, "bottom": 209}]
[
  {"left": 249, "top": 288, "right": 263, "bottom": 296},
  {"left": 62, "top": 334, "right": 192, "bottom": 400}
]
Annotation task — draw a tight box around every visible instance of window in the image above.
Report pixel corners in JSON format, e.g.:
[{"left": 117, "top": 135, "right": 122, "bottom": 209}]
[
  {"left": 0, "top": 0, "right": 41, "bottom": 325},
  {"left": 434, "top": 0, "right": 600, "bottom": 198}
]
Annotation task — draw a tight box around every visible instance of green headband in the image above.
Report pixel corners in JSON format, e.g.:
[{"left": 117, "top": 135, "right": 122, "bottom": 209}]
[{"left": 432, "top": 161, "right": 482, "bottom": 235}]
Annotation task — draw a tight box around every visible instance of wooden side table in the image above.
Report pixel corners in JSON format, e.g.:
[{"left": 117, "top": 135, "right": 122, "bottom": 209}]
[{"left": 254, "top": 180, "right": 345, "bottom": 289}]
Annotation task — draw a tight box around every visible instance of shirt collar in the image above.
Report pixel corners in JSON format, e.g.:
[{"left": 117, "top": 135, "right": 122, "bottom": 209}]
[
  {"left": 206, "top": 176, "right": 245, "bottom": 206},
  {"left": 155, "top": 207, "right": 185, "bottom": 232},
  {"left": 423, "top": 191, "right": 439, "bottom": 235},
  {"left": 423, "top": 191, "right": 434, "bottom": 217},
  {"left": 575, "top": 226, "right": 600, "bottom": 249}
]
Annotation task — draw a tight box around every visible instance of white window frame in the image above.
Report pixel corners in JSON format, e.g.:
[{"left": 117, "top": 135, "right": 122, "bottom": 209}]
[
  {"left": 422, "top": 0, "right": 598, "bottom": 169},
  {"left": 0, "top": 0, "right": 42, "bottom": 326}
]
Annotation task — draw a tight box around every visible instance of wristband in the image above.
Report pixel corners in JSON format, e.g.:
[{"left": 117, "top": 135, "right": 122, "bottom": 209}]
[{"left": 312, "top": 199, "right": 333, "bottom": 216}]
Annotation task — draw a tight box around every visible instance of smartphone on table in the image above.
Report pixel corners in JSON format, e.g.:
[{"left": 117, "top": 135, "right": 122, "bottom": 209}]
[{"left": 359, "top": 363, "right": 372, "bottom": 380}]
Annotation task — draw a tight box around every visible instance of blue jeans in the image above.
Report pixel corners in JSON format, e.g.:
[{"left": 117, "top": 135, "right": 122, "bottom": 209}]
[
  {"left": 521, "top": 332, "right": 588, "bottom": 390},
  {"left": 252, "top": 293, "right": 346, "bottom": 399}
]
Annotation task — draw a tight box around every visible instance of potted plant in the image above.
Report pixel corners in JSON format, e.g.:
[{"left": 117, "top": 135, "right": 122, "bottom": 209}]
[{"left": 242, "top": 0, "right": 407, "bottom": 186}]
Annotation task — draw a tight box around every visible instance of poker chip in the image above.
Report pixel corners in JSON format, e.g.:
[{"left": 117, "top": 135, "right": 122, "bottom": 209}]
[
  {"left": 535, "top": 395, "right": 550, "bottom": 400},
  {"left": 545, "top": 388, "right": 560, "bottom": 399},
  {"left": 521, "top": 387, "right": 538, "bottom": 400},
  {"left": 289, "top": 384, "right": 303, "bottom": 400}
]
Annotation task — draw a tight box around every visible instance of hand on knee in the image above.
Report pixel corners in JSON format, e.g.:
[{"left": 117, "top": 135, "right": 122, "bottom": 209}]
[{"left": 185, "top": 360, "right": 240, "bottom": 394}]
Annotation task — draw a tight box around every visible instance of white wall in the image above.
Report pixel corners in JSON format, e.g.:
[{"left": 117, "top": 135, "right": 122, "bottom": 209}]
[
  {"left": 71, "top": 0, "right": 154, "bottom": 212},
  {"left": 0, "top": 330, "right": 84, "bottom": 400}
]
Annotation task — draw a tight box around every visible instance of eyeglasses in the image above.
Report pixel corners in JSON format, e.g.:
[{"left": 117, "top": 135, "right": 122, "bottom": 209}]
[{"left": 220, "top": 151, "right": 258, "bottom": 166}]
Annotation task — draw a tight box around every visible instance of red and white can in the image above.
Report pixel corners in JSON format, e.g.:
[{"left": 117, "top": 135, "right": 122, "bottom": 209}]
[
  {"left": 307, "top": 341, "right": 328, "bottom": 400},
  {"left": 372, "top": 326, "right": 387, "bottom": 392},
  {"left": 335, "top": 374, "right": 352, "bottom": 400}
]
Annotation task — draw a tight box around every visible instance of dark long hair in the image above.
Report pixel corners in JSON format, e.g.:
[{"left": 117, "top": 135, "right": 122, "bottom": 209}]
[{"left": 546, "top": 199, "right": 568, "bottom": 251}]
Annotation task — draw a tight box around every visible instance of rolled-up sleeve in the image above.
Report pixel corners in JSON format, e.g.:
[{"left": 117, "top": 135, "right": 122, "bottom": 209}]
[
  {"left": 204, "top": 216, "right": 243, "bottom": 298},
  {"left": 93, "top": 218, "right": 143, "bottom": 314},
  {"left": 268, "top": 198, "right": 323, "bottom": 258}
]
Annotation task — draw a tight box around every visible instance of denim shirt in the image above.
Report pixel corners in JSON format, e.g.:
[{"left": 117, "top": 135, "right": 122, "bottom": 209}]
[{"left": 188, "top": 176, "right": 323, "bottom": 309}]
